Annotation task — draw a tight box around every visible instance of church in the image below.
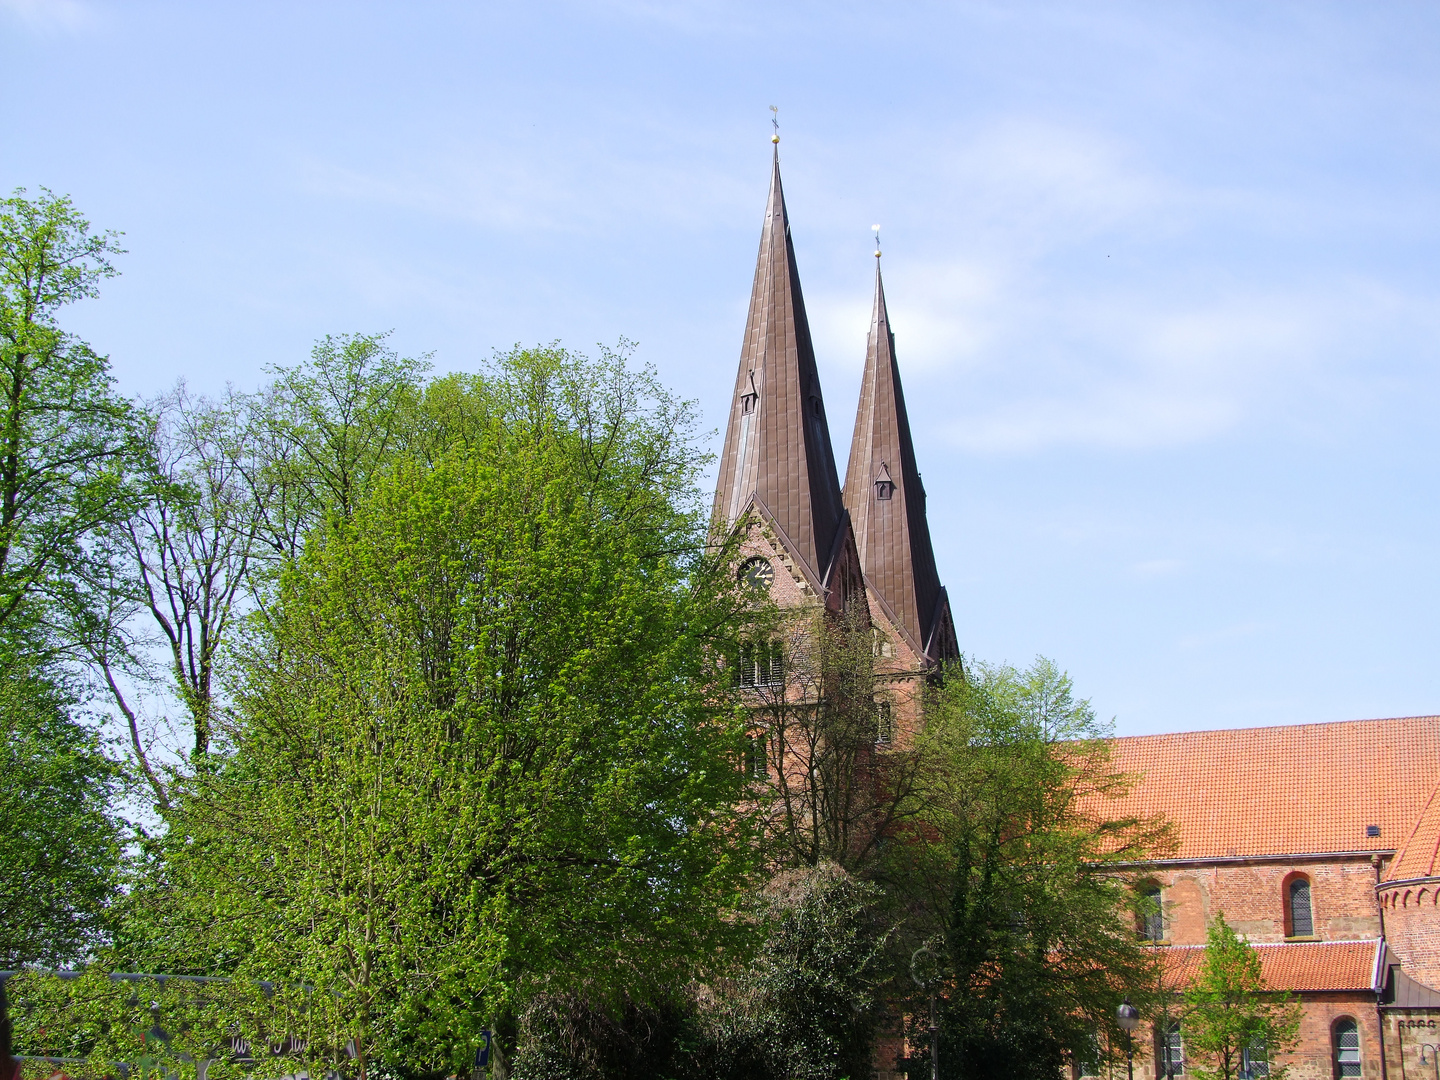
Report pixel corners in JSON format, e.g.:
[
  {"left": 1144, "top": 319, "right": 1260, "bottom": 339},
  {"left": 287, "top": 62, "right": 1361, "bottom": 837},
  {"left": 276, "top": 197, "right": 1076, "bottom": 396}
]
[{"left": 712, "top": 141, "right": 1440, "bottom": 1080}]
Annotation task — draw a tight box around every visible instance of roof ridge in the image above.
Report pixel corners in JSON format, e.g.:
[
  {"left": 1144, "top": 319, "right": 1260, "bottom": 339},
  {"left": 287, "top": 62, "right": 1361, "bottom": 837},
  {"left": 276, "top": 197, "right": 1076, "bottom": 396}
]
[
  {"left": 1114, "top": 714, "right": 1440, "bottom": 742},
  {"left": 1156, "top": 939, "right": 1378, "bottom": 951}
]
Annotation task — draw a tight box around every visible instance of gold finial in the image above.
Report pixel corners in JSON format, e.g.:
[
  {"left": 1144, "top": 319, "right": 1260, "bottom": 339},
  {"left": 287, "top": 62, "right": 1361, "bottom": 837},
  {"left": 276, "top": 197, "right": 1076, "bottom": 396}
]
[
  {"left": 872, "top": 224, "right": 881, "bottom": 258},
  {"left": 770, "top": 105, "right": 780, "bottom": 143}
]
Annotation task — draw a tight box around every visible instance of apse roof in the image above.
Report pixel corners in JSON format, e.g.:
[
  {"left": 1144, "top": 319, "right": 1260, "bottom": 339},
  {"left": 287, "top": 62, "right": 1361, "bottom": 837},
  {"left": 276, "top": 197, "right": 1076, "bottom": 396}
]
[{"left": 1385, "top": 777, "right": 1440, "bottom": 882}]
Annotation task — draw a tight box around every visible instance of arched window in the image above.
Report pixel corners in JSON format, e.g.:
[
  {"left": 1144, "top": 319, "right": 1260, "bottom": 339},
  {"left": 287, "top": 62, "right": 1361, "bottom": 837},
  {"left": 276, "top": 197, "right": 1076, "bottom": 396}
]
[
  {"left": 1332, "top": 1018, "right": 1360, "bottom": 1078},
  {"left": 1156, "top": 1021, "right": 1184, "bottom": 1077},
  {"left": 1137, "top": 884, "right": 1165, "bottom": 942},
  {"left": 1287, "top": 876, "right": 1314, "bottom": 937},
  {"left": 1240, "top": 1038, "right": 1269, "bottom": 1078}
]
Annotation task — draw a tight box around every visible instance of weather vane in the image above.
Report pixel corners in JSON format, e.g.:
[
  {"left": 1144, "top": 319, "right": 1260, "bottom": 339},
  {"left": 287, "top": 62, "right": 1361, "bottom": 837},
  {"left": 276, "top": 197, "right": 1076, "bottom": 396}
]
[
  {"left": 770, "top": 105, "right": 779, "bottom": 144},
  {"left": 873, "top": 224, "right": 881, "bottom": 258}
]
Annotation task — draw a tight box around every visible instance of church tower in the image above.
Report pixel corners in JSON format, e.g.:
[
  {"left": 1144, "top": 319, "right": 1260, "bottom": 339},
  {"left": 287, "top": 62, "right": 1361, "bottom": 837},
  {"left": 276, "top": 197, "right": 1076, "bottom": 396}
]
[
  {"left": 713, "top": 147, "right": 865, "bottom": 613},
  {"left": 842, "top": 254, "right": 959, "bottom": 679}
]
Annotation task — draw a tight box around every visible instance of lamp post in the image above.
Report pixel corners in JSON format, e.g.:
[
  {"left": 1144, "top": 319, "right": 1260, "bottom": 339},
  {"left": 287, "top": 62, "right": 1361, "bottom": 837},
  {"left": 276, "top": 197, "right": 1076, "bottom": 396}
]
[
  {"left": 1116, "top": 1000, "right": 1140, "bottom": 1080},
  {"left": 911, "top": 945, "right": 940, "bottom": 1080},
  {"left": 1419, "top": 1042, "right": 1440, "bottom": 1080}
]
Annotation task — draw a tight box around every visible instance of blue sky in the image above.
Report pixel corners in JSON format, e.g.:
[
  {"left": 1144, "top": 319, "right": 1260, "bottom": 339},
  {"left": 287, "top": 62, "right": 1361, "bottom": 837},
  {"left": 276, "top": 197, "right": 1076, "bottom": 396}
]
[{"left": 5, "top": 0, "right": 1440, "bottom": 735}]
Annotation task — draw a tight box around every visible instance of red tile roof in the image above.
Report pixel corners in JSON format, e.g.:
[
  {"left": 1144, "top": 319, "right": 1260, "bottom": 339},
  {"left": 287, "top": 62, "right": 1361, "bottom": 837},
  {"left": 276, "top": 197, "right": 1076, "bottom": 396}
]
[
  {"left": 1088, "top": 716, "right": 1440, "bottom": 861},
  {"left": 1159, "top": 940, "right": 1381, "bottom": 993}
]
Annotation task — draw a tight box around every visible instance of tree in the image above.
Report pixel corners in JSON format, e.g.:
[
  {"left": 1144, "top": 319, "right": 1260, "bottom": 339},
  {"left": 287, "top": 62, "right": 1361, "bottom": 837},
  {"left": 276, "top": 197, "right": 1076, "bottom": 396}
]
[
  {"left": 507, "top": 864, "right": 889, "bottom": 1080},
  {"left": 894, "top": 658, "right": 1173, "bottom": 1080},
  {"left": 750, "top": 602, "right": 928, "bottom": 875},
  {"left": 236, "top": 332, "right": 428, "bottom": 579},
  {"left": 1182, "top": 915, "right": 1302, "bottom": 1080},
  {"left": 709, "top": 864, "right": 889, "bottom": 1080},
  {"left": 77, "top": 337, "right": 427, "bottom": 807},
  {"left": 116, "top": 346, "right": 758, "bottom": 1079},
  {"left": 0, "top": 188, "right": 141, "bottom": 638},
  {"left": 0, "top": 653, "right": 125, "bottom": 966}
]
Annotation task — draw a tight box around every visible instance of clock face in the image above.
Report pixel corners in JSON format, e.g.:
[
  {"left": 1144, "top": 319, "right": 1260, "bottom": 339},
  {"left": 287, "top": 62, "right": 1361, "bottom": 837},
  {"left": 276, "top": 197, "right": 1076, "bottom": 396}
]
[{"left": 739, "top": 557, "right": 775, "bottom": 592}]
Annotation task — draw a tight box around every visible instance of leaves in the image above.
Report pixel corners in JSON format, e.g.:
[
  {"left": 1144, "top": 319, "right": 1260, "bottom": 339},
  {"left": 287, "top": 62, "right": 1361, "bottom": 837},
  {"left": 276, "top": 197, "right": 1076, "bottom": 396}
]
[
  {"left": 0, "top": 188, "right": 142, "bottom": 639},
  {"left": 1182, "top": 915, "right": 1302, "bottom": 1080},
  {"left": 0, "top": 658, "right": 125, "bottom": 967},
  {"left": 894, "top": 658, "right": 1172, "bottom": 1080},
  {"left": 115, "top": 346, "right": 758, "bottom": 1076}
]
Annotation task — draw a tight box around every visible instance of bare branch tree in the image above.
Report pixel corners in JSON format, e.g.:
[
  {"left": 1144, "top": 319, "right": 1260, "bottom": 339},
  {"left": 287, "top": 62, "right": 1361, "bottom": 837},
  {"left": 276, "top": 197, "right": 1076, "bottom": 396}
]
[{"left": 743, "top": 601, "right": 930, "bottom": 875}]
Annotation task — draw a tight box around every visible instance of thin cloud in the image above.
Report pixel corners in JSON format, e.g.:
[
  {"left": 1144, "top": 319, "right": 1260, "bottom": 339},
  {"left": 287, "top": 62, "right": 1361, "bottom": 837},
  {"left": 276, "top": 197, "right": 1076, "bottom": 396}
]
[{"left": 0, "top": 0, "right": 96, "bottom": 31}]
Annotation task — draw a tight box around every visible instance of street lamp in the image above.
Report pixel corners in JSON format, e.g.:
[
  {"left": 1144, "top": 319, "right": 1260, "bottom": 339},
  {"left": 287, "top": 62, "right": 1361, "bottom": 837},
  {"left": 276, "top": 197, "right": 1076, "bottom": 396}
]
[
  {"left": 911, "top": 945, "right": 941, "bottom": 1080},
  {"left": 1116, "top": 1000, "right": 1140, "bottom": 1080},
  {"left": 1419, "top": 1042, "right": 1440, "bottom": 1080}
]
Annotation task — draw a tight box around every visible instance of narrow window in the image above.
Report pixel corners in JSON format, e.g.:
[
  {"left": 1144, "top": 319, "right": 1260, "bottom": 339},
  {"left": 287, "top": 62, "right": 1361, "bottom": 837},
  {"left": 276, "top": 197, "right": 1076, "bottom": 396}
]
[
  {"left": 1289, "top": 877, "right": 1313, "bottom": 937},
  {"left": 1075, "top": 1032, "right": 1102, "bottom": 1079},
  {"left": 735, "top": 643, "right": 756, "bottom": 687},
  {"left": 1138, "top": 885, "right": 1165, "bottom": 942},
  {"left": 874, "top": 700, "right": 894, "bottom": 746},
  {"left": 745, "top": 734, "right": 767, "bottom": 778},
  {"left": 1239, "top": 1039, "right": 1268, "bottom": 1079},
  {"left": 1156, "top": 1021, "right": 1183, "bottom": 1077},
  {"left": 1332, "top": 1018, "right": 1360, "bottom": 1078},
  {"left": 762, "top": 641, "right": 783, "bottom": 685}
]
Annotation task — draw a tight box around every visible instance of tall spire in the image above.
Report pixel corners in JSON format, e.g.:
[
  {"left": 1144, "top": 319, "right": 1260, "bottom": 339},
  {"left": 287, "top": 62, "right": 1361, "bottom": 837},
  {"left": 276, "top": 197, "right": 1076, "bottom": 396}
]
[
  {"left": 713, "top": 148, "right": 848, "bottom": 591},
  {"left": 843, "top": 259, "right": 957, "bottom": 662}
]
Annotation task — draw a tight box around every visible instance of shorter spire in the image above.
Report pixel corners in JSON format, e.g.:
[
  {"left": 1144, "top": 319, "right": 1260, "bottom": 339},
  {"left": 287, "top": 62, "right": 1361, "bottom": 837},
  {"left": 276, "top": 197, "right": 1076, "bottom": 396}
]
[{"left": 842, "top": 257, "right": 956, "bottom": 662}]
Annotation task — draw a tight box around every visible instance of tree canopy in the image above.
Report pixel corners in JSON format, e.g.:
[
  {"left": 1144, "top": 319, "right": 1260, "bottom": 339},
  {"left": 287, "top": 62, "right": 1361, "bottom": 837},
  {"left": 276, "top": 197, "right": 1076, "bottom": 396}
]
[
  {"left": 113, "top": 347, "right": 758, "bottom": 1077},
  {"left": 891, "top": 658, "right": 1173, "bottom": 1080}
]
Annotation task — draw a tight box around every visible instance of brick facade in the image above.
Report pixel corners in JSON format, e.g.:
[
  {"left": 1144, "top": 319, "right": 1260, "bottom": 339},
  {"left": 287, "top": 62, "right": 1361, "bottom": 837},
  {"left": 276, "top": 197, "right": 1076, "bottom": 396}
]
[{"left": 1093, "top": 719, "right": 1440, "bottom": 1080}]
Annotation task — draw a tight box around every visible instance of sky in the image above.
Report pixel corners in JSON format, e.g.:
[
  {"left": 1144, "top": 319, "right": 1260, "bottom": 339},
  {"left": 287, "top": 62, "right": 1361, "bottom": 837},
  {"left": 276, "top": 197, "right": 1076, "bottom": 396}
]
[{"left": 5, "top": 0, "right": 1440, "bottom": 736}]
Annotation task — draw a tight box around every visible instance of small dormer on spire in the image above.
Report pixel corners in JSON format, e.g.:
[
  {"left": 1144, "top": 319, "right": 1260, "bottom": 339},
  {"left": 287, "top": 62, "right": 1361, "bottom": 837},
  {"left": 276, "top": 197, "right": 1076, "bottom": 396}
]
[
  {"left": 740, "top": 369, "right": 759, "bottom": 415},
  {"left": 874, "top": 461, "right": 895, "bottom": 501}
]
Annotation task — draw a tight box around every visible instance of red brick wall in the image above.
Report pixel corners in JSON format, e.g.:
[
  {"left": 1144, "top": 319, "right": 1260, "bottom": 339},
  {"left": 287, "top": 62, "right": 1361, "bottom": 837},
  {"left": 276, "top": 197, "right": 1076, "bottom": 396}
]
[
  {"left": 1143, "top": 856, "right": 1383, "bottom": 946},
  {"left": 1134, "top": 994, "right": 1379, "bottom": 1080},
  {"left": 1380, "top": 881, "right": 1440, "bottom": 990}
]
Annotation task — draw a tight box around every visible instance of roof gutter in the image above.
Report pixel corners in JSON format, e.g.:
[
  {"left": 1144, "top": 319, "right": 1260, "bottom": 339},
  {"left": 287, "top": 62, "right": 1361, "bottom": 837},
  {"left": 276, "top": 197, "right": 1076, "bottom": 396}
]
[{"left": 1108, "top": 849, "right": 1395, "bottom": 870}]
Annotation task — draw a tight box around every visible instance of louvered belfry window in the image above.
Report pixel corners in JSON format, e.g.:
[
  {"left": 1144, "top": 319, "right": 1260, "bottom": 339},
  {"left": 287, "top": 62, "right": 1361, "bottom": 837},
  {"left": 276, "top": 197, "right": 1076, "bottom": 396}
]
[
  {"left": 736, "top": 642, "right": 784, "bottom": 688},
  {"left": 1289, "top": 877, "right": 1313, "bottom": 937}
]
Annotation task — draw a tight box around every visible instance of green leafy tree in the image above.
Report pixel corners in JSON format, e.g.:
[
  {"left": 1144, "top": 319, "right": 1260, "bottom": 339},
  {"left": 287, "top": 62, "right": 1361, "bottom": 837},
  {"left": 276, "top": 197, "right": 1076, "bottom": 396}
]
[
  {"left": 894, "top": 658, "right": 1173, "bottom": 1080},
  {"left": 235, "top": 332, "right": 428, "bottom": 577},
  {"left": 1182, "top": 915, "right": 1302, "bottom": 1080},
  {"left": 709, "top": 864, "right": 888, "bottom": 1080},
  {"left": 116, "top": 346, "right": 757, "bottom": 1079},
  {"left": 0, "top": 188, "right": 141, "bottom": 637},
  {"left": 507, "top": 864, "right": 889, "bottom": 1080},
  {"left": 0, "top": 655, "right": 125, "bottom": 966}
]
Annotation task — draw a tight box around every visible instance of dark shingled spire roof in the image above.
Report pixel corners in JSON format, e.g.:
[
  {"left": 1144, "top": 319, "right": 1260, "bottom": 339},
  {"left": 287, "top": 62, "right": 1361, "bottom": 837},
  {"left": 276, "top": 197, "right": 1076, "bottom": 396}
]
[
  {"left": 843, "top": 260, "right": 957, "bottom": 661},
  {"left": 713, "top": 149, "right": 847, "bottom": 591}
]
